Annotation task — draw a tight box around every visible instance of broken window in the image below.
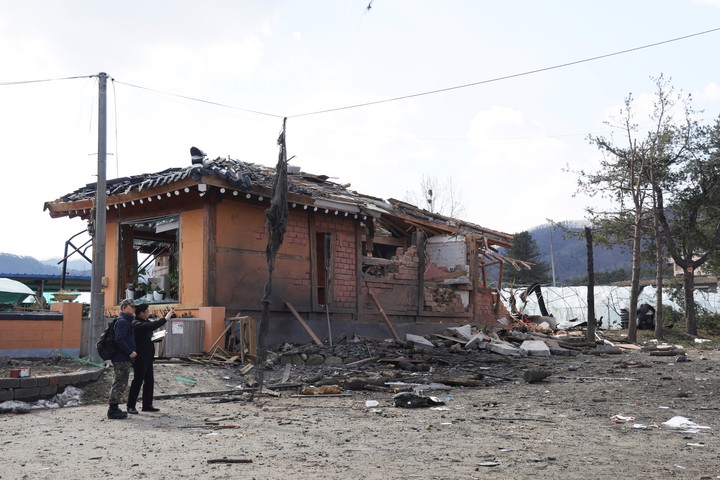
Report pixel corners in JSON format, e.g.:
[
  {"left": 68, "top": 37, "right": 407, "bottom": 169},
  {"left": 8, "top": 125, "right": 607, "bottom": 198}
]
[{"left": 119, "top": 215, "right": 179, "bottom": 304}]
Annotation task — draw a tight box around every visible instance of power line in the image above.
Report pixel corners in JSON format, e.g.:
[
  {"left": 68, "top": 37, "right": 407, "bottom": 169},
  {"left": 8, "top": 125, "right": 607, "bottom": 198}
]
[
  {"left": 288, "top": 26, "right": 720, "bottom": 118},
  {"left": 113, "top": 80, "right": 284, "bottom": 119},
  {"left": 0, "top": 74, "right": 93, "bottom": 86},
  {"left": 3, "top": 26, "right": 717, "bottom": 129}
]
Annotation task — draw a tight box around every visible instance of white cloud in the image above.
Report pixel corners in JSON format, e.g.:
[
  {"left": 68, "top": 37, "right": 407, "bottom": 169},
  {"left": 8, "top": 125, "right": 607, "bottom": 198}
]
[
  {"left": 696, "top": 82, "right": 720, "bottom": 102},
  {"left": 693, "top": 0, "right": 720, "bottom": 7},
  {"left": 465, "top": 107, "right": 582, "bottom": 232}
]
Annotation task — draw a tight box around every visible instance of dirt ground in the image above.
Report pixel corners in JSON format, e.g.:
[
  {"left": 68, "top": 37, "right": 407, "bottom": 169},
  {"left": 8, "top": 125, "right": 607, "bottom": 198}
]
[{"left": 1, "top": 337, "right": 720, "bottom": 480}]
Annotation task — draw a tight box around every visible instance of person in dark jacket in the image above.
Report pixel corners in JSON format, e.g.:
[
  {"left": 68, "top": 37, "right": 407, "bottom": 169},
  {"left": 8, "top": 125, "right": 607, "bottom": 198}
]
[
  {"left": 107, "top": 299, "right": 138, "bottom": 419},
  {"left": 126, "top": 304, "right": 173, "bottom": 414}
]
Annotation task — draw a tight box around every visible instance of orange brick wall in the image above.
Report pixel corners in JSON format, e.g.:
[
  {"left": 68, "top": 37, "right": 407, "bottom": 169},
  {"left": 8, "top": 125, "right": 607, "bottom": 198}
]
[
  {"left": 476, "top": 288, "right": 511, "bottom": 321},
  {"left": 313, "top": 215, "right": 357, "bottom": 308},
  {"left": 0, "top": 302, "right": 83, "bottom": 357}
]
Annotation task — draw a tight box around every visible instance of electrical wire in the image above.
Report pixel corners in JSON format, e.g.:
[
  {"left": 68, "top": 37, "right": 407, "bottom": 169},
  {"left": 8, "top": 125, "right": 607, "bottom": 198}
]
[
  {"left": 113, "top": 80, "right": 284, "bottom": 119},
  {"left": 0, "top": 74, "right": 93, "bottom": 86},
  {"left": 288, "top": 26, "right": 720, "bottom": 118},
  {"left": 2, "top": 26, "right": 718, "bottom": 137}
]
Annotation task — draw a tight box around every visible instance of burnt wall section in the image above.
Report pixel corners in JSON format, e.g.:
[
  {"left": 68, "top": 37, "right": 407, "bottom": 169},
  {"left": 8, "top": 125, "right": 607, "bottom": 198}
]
[
  {"left": 313, "top": 215, "right": 358, "bottom": 309},
  {"left": 362, "top": 245, "right": 469, "bottom": 319},
  {"left": 214, "top": 202, "right": 312, "bottom": 308}
]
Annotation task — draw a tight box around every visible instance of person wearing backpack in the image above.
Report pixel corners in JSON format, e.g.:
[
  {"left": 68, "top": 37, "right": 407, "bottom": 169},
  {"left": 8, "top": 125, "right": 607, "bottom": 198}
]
[
  {"left": 107, "top": 298, "right": 137, "bottom": 420},
  {"left": 126, "top": 304, "right": 173, "bottom": 414}
]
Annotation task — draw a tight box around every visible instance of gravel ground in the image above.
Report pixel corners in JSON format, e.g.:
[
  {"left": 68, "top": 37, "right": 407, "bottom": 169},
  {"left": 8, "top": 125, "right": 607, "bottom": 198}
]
[{"left": 1, "top": 339, "right": 720, "bottom": 479}]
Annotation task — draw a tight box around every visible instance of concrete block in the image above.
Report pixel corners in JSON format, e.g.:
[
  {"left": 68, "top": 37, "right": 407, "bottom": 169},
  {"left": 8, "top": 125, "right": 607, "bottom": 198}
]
[
  {"left": 13, "top": 387, "right": 40, "bottom": 399},
  {"left": 519, "top": 340, "right": 552, "bottom": 357},
  {"left": 464, "top": 332, "right": 489, "bottom": 349},
  {"left": 544, "top": 338, "right": 578, "bottom": 357},
  {"left": 447, "top": 325, "right": 472, "bottom": 341},
  {"left": 0, "top": 389, "right": 13, "bottom": 401},
  {"left": 19, "top": 377, "right": 38, "bottom": 388},
  {"left": 35, "top": 377, "right": 50, "bottom": 387},
  {"left": 324, "top": 356, "right": 343, "bottom": 365},
  {"left": 40, "top": 385, "right": 58, "bottom": 396},
  {"left": 596, "top": 344, "right": 622, "bottom": 354},
  {"left": 489, "top": 341, "right": 520, "bottom": 356},
  {"left": 0, "top": 378, "right": 20, "bottom": 389},
  {"left": 406, "top": 334, "right": 435, "bottom": 350}
]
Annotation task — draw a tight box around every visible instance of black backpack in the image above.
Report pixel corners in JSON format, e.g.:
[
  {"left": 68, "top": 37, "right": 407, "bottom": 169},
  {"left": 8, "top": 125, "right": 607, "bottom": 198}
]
[{"left": 96, "top": 318, "right": 118, "bottom": 360}]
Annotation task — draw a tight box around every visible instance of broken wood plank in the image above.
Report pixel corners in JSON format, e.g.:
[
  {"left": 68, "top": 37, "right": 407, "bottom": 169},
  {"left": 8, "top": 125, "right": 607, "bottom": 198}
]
[
  {"left": 426, "top": 377, "right": 485, "bottom": 387},
  {"left": 649, "top": 350, "right": 685, "bottom": 357},
  {"left": 281, "top": 363, "right": 291, "bottom": 383},
  {"left": 344, "top": 357, "right": 379, "bottom": 367},
  {"left": 154, "top": 389, "right": 256, "bottom": 400},
  {"left": 206, "top": 321, "right": 234, "bottom": 354},
  {"left": 367, "top": 290, "right": 400, "bottom": 341},
  {"left": 284, "top": 301, "right": 323, "bottom": 345},
  {"left": 433, "top": 334, "right": 466, "bottom": 344},
  {"left": 290, "top": 394, "right": 352, "bottom": 398},
  {"left": 207, "top": 458, "right": 253, "bottom": 464},
  {"left": 425, "top": 269, "right": 468, "bottom": 283}
]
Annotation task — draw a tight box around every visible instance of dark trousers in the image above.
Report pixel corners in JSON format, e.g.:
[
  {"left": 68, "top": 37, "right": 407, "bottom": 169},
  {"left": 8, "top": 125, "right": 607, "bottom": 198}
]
[{"left": 127, "top": 356, "right": 155, "bottom": 409}]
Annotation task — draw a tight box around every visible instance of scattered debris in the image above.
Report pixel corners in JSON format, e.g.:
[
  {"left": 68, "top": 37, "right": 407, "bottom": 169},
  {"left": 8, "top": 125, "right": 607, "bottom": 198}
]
[
  {"left": 523, "top": 369, "right": 552, "bottom": 384},
  {"left": 610, "top": 414, "right": 635, "bottom": 424},
  {"left": 301, "top": 385, "right": 343, "bottom": 395},
  {"left": 207, "top": 458, "right": 253, "bottom": 464},
  {"left": 392, "top": 392, "right": 445, "bottom": 408},
  {"left": 662, "top": 416, "right": 711, "bottom": 433}
]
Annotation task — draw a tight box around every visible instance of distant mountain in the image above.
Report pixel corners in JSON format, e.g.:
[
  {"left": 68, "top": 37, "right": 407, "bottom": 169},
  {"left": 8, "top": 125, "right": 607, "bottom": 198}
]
[
  {"left": 40, "top": 257, "right": 92, "bottom": 275},
  {"left": 527, "top": 222, "right": 632, "bottom": 283},
  {"left": 0, "top": 253, "right": 91, "bottom": 276}
]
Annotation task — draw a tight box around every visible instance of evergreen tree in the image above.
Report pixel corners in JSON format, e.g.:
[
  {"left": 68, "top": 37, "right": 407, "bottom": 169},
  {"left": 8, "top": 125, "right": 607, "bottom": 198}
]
[{"left": 504, "top": 231, "right": 551, "bottom": 285}]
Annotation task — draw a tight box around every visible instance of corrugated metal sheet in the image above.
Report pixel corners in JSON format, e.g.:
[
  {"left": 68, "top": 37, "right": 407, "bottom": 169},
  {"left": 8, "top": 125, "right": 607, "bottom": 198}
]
[{"left": 161, "top": 318, "right": 204, "bottom": 357}]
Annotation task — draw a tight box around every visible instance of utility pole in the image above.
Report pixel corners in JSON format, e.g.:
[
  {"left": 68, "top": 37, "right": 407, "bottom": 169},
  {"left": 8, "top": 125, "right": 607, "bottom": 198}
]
[
  {"left": 549, "top": 225, "right": 557, "bottom": 287},
  {"left": 89, "top": 72, "right": 108, "bottom": 362}
]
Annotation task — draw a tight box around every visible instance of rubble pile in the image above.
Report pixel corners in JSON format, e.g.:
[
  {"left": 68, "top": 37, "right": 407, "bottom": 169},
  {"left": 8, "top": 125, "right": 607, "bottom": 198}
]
[{"left": 225, "top": 319, "right": 656, "bottom": 396}]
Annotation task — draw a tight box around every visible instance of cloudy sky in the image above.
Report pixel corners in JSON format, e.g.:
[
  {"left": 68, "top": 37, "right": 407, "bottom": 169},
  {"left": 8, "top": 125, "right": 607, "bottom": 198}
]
[{"left": 1, "top": 0, "right": 719, "bottom": 260}]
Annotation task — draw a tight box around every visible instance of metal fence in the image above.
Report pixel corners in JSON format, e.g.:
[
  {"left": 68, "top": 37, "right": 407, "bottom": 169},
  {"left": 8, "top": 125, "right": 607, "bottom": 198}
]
[{"left": 501, "top": 286, "right": 720, "bottom": 329}]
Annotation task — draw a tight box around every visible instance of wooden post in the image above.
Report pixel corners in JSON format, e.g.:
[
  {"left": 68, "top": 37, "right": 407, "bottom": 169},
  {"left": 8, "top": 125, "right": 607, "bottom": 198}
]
[
  {"left": 467, "top": 235, "right": 478, "bottom": 324},
  {"left": 326, "top": 304, "right": 333, "bottom": 346},
  {"left": 368, "top": 290, "right": 400, "bottom": 341},
  {"left": 416, "top": 228, "right": 425, "bottom": 317},
  {"left": 284, "top": 301, "right": 323, "bottom": 345},
  {"left": 585, "top": 227, "right": 596, "bottom": 341}
]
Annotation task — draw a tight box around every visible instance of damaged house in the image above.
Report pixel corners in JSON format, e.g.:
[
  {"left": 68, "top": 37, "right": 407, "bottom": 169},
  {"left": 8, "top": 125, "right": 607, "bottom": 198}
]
[{"left": 44, "top": 154, "right": 526, "bottom": 347}]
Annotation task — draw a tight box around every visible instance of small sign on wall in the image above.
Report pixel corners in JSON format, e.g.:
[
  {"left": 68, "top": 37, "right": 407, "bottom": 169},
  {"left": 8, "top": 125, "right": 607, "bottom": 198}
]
[{"left": 171, "top": 321, "right": 184, "bottom": 335}]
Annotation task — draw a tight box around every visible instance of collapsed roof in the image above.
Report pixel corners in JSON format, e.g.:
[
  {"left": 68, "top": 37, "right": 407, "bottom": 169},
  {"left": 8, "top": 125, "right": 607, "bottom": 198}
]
[
  {"left": 48, "top": 157, "right": 508, "bottom": 234},
  {"left": 44, "top": 156, "right": 525, "bottom": 270}
]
